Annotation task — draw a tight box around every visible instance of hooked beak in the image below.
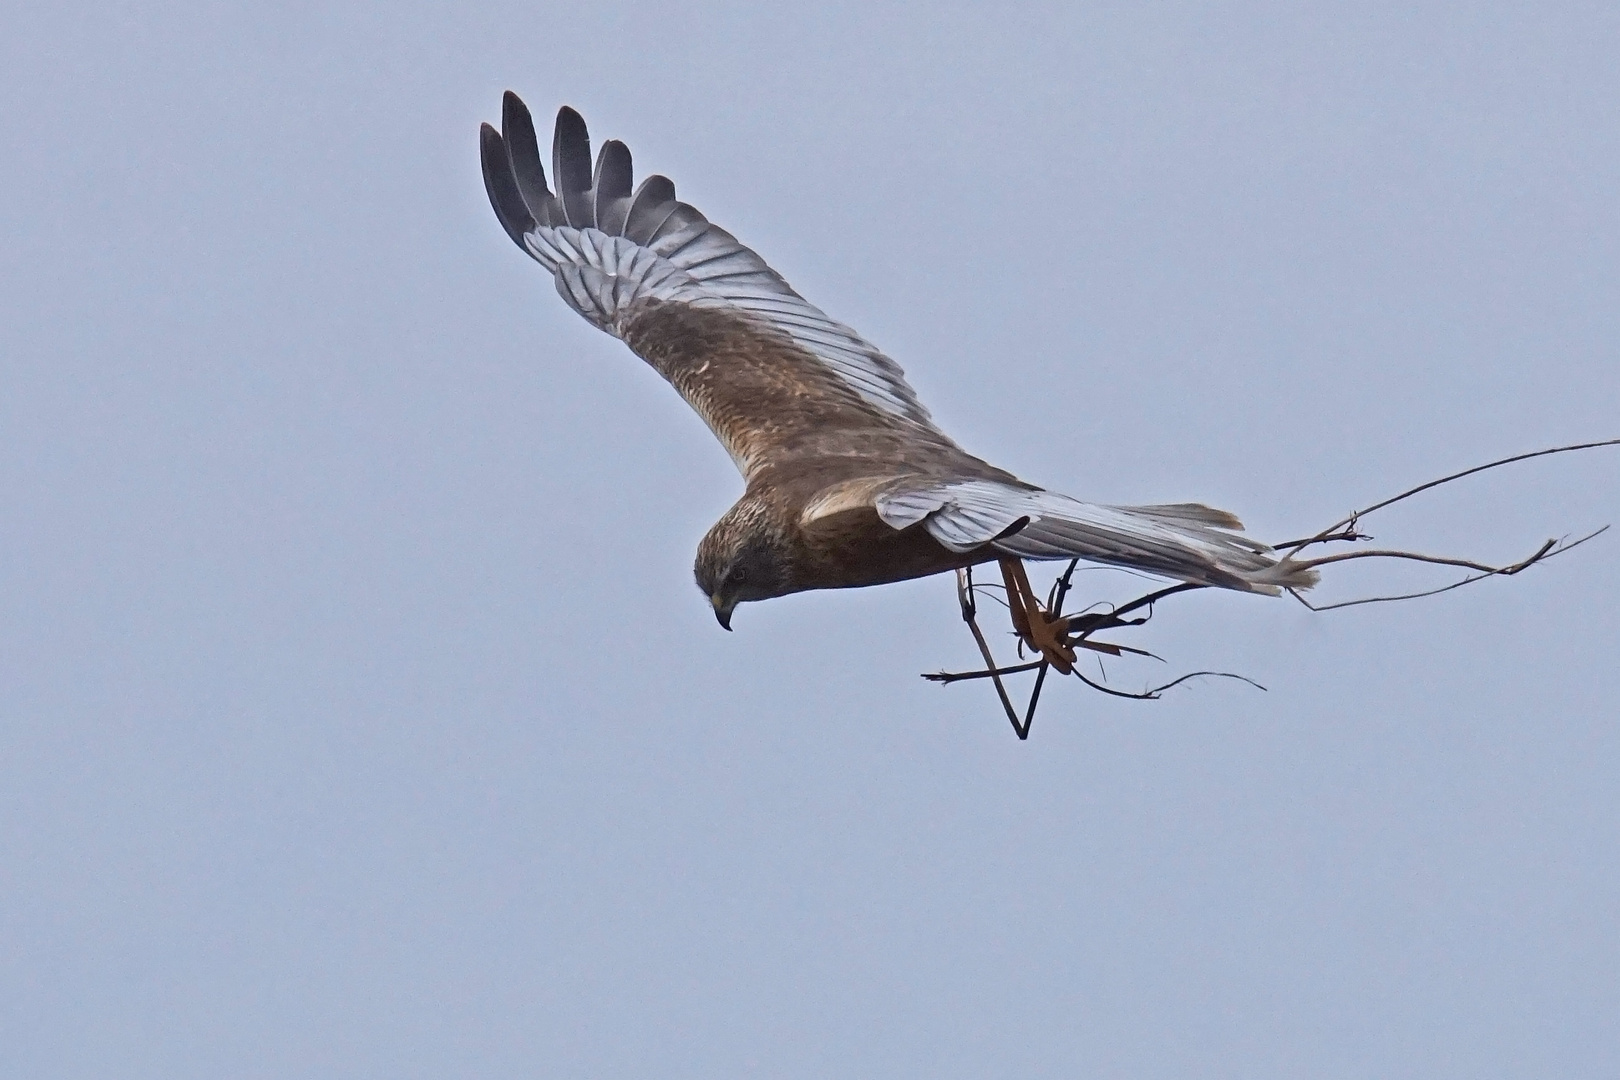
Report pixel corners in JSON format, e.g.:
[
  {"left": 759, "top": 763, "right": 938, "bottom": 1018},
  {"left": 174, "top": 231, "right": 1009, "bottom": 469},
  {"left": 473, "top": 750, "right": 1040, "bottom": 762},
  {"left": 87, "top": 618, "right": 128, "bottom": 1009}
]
[{"left": 710, "top": 594, "right": 734, "bottom": 631}]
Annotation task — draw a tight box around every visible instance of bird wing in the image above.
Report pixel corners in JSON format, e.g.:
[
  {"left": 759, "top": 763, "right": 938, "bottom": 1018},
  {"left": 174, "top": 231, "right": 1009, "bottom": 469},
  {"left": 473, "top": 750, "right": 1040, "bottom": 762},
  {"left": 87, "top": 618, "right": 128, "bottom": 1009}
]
[
  {"left": 872, "top": 478, "right": 1319, "bottom": 593},
  {"left": 481, "top": 93, "right": 953, "bottom": 480}
]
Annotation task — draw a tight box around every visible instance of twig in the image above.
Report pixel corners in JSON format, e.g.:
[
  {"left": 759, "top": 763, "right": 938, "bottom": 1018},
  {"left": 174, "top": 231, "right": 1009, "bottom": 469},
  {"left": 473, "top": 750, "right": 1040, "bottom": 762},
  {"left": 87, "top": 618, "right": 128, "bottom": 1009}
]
[
  {"left": 1270, "top": 528, "right": 1370, "bottom": 550},
  {"left": 930, "top": 438, "right": 1616, "bottom": 735},
  {"left": 1047, "top": 558, "right": 1080, "bottom": 611},
  {"left": 1290, "top": 528, "right": 1606, "bottom": 612},
  {"left": 1070, "top": 668, "right": 1268, "bottom": 701},
  {"left": 953, "top": 566, "right": 1031, "bottom": 739},
  {"left": 1293, "top": 540, "right": 1557, "bottom": 575},
  {"left": 1277, "top": 438, "right": 1620, "bottom": 555},
  {"left": 924, "top": 660, "right": 1045, "bottom": 685},
  {"left": 1068, "top": 581, "right": 1206, "bottom": 630},
  {"left": 929, "top": 581, "right": 1205, "bottom": 684}
]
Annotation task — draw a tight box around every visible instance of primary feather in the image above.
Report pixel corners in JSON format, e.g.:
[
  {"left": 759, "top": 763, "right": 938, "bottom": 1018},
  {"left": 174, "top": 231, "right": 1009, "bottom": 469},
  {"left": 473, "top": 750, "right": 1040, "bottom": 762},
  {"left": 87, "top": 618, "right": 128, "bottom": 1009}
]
[{"left": 482, "top": 95, "right": 935, "bottom": 429}]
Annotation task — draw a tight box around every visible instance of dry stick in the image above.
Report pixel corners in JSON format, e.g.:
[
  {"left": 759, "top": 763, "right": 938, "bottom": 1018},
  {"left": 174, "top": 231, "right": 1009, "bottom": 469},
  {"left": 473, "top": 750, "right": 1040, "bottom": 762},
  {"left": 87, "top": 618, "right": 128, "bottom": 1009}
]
[
  {"left": 1268, "top": 438, "right": 1619, "bottom": 613},
  {"left": 1064, "top": 581, "right": 1206, "bottom": 633},
  {"left": 1294, "top": 541, "right": 1557, "bottom": 575},
  {"left": 934, "top": 570, "right": 1261, "bottom": 722},
  {"left": 1072, "top": 667, "right": 1268, "bottom": 701},
  {"left": 1276, "top": 438, "right": 1620, "bottom": 556},
  {"left": 1291, "top": 527, "right": 1608, "bottom": 612},
  {"left": 929, "top": 581, "right": 1206, "bottom": 683},
  {"left": 954, "top": 567, "right": 1030, "bottom": 739},
  {"left": 925, "top": 660, "right": 1045, "bottom": 685},
  {"left": 1064, "top": 580, "right": 1261, "bottom": 699},
  {"left": 935, "top": 438, "right": 1618, "bottom": 722},
  {"left": 1270, "top": 527, "right": 1368, "bottom": 550},
  {"left": 934, "top": 558, "right": 1083, "bottom": 736},
  {"left": 929, "top": 581, "right": 1207, "bottom": 686}
]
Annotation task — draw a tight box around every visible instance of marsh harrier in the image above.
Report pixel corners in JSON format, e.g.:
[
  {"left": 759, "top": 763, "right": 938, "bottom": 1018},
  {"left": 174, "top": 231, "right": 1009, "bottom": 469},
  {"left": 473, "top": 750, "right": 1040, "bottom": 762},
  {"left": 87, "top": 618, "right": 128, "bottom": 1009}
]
[{"left": 479, "top": 94, "right": 1317, "bottom": 634}]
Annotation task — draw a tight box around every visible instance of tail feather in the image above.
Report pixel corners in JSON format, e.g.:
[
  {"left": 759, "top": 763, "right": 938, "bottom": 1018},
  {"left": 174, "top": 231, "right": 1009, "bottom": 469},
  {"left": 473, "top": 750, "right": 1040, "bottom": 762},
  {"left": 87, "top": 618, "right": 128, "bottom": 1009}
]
[
  {"left": 876, "top": 480, "right": 1316, "bottom": 595},
  {"left": 1131, "top": 502, "right": 1249, "bottom": 533},
  {"left": 1244, "top": 558, "right": 1321, "bottom": 593}
]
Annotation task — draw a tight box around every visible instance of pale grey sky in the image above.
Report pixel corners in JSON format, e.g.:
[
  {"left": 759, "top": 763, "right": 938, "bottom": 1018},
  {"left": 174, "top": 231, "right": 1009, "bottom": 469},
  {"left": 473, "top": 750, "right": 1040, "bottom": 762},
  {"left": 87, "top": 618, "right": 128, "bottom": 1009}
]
[{"left": 2, "top": 3, "right": 1617, "bottom": 1077}]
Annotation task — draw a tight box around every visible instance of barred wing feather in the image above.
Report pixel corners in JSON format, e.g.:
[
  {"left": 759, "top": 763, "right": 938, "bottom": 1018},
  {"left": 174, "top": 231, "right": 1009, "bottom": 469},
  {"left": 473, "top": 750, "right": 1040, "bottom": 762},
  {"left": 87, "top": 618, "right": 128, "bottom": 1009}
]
[{"left": 480, "top": 94, "right": 936, "bottom": 435}]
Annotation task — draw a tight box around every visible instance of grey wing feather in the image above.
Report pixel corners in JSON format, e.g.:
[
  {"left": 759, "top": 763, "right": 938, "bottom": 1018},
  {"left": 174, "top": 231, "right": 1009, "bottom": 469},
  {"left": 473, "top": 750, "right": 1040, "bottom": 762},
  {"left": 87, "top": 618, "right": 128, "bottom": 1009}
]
[
  {"left": 499, "top": 93, "right": 553, "bottom": 224},
  {"left": 479, "top": 122, "right": 535, "bottom": 246},
  {"left": 481, "top": 93, "right": 938, "bottom": 430},
  {"left": 551, "top": 106, "right": 594, "bottom": 227},
  {"left": 875, "top": 479, "right": 1318, "bottom": 594},
  {"left": 593, "top": 140, "right": 634, "bottom": 234},
  {"left": 622, "top": 175, "right": 677, "bottom": 241}
]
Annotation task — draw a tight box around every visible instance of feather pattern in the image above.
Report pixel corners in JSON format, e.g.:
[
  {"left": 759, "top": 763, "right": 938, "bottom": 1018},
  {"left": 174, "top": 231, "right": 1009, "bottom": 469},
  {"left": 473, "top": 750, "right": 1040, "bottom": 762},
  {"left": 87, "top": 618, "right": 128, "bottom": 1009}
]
[{"left": 481, "top": 94, "right": 937, "bottom": 431}]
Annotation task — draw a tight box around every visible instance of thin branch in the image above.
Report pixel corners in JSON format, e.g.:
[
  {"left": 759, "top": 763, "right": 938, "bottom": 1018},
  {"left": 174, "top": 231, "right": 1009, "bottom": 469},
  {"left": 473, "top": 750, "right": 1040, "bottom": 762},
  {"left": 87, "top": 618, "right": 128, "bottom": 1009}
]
[
  {"left": 929, "top": 439, "right": 1616, "bottom": 731},
  {"left": 928, "top": 571, "right": 1186, "bottom": 685},
  {"left": 1276, "top": 438, "right": 1620, "bottom": 554},
  {"left": 1047, "top": 558, "right": 1081, "bottom": 611},
  {"left": 1074, "top": 639, "right": 1161, "bottom": 659},
  {"left": 924, "top": 660, "right": 1045, "bottom": 685},
  {"left": 1060, "top": 582, "right": 1206, "bottom": 637},
  {"left": 925, "top": 640, "right": 1160, "bottom": 683},
  {"left": 1070, "top": 667, "right": 1268, "bottom": 701},
  {"left": 1270, "top": 528, "right": 1370, "bottom": 550},
  {"left": 1290, "top": 528, "right": 1607, "bottom": 612},
  {"left": 1091, "top": 581, "right": 1206, "bottom": 623},
  {"left": 1021, "top": 660, "right": 1052, "bottom": 733},
  {"left": 953, "top": 567, "right": 1031, "bottom": 739},
  {"left": 1292, "top": 540, "right": 1557, "bottom": 575}
]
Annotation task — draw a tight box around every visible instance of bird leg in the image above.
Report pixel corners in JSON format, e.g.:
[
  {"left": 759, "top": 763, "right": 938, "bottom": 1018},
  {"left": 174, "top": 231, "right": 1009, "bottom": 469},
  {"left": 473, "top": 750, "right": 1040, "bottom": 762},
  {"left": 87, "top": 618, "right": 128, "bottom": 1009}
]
[{"left": 998, "top": 558, "right": 1077, "bottom": 675}]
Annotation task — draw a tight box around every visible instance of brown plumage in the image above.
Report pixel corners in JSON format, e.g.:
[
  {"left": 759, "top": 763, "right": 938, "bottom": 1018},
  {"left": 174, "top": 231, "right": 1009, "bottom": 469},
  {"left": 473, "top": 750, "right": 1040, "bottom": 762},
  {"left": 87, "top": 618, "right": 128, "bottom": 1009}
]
[{"left": 479, "top": 93, "right": 1317, "bottom": 629}]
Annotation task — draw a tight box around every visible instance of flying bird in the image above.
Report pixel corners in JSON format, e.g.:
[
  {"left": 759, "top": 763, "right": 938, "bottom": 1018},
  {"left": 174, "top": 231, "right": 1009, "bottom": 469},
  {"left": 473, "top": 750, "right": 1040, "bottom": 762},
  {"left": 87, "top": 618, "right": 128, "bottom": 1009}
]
[{"left": 479, "top": 93, "right": 1317, "bottom": 633}]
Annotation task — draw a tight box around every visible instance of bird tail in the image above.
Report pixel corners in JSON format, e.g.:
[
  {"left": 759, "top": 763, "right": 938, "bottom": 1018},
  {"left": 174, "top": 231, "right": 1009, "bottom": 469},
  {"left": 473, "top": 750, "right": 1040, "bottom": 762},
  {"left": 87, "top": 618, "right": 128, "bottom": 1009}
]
[
  {"left": 1235, "top": 555, "right": 1321, "bottom": 594},
  {"left": 1122, "top": 502, "right": 1320, "bottom": 594},
  {"left": 876, "top": 483, "right": 1319, "bottom": 595}
]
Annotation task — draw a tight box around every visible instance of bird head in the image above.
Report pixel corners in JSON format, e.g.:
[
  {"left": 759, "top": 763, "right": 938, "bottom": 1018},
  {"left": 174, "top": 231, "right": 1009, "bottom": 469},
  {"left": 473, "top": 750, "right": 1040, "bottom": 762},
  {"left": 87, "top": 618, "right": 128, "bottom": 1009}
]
[{"left": 694, "top": 498, "right": 796, "bottom": 630}]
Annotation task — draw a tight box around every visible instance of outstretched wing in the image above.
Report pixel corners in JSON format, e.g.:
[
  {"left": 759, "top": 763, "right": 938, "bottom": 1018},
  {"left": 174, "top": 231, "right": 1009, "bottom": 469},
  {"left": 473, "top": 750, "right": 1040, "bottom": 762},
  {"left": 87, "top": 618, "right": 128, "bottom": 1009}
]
[
  {"left": 873, "top": 478, "right": 1319, "bottom": 593},
  {"left": 480, "top": 93, "right": 952, "bottom": 479}
]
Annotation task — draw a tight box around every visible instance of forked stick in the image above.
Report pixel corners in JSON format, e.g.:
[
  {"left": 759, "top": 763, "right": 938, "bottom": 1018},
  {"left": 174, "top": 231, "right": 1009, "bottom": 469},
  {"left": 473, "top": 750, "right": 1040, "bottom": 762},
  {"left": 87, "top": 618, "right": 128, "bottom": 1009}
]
[
  {"left": 1290, "top": 528, "right": 1607, "bottom": 612},
  {"left": 929, "top": 437, "right": 1618, "bottom": 738}
]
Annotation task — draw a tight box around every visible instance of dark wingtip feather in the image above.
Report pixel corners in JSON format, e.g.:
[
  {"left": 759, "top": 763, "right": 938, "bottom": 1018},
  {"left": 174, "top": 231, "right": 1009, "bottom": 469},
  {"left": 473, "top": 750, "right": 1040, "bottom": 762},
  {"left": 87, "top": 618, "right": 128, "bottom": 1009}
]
[
  {"left": 552, "top": 106, "right": 593, "bottom": 227},
  {"left": 622, "top": 174, "right": 678, "bottom": 244},
  {"left": 500, "top": 92, "right": 553, "bottom": 223},
  {"left": 593, "top": 140, "right": 634, "bottom": 234},
  {"left": 594, "top": 140, "right": 633, "bottom": 199},
  {"left": 480, "top": 122, "right": 535, "bottom": 250}
]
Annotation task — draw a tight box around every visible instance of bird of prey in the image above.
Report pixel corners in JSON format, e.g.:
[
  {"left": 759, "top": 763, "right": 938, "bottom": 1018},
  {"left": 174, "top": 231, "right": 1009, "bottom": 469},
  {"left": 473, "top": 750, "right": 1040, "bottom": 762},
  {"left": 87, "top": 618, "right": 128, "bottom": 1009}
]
[{"left": 479, "top": 93, "right": 1317, "bottom": 638}]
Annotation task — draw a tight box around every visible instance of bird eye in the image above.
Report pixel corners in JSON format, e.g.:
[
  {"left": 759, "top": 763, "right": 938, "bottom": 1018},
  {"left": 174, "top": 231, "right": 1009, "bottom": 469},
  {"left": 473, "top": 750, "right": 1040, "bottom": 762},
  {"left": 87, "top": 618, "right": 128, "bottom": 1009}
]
[{"left": 732, "top": 567, "right": 749, "bottom": 585}]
